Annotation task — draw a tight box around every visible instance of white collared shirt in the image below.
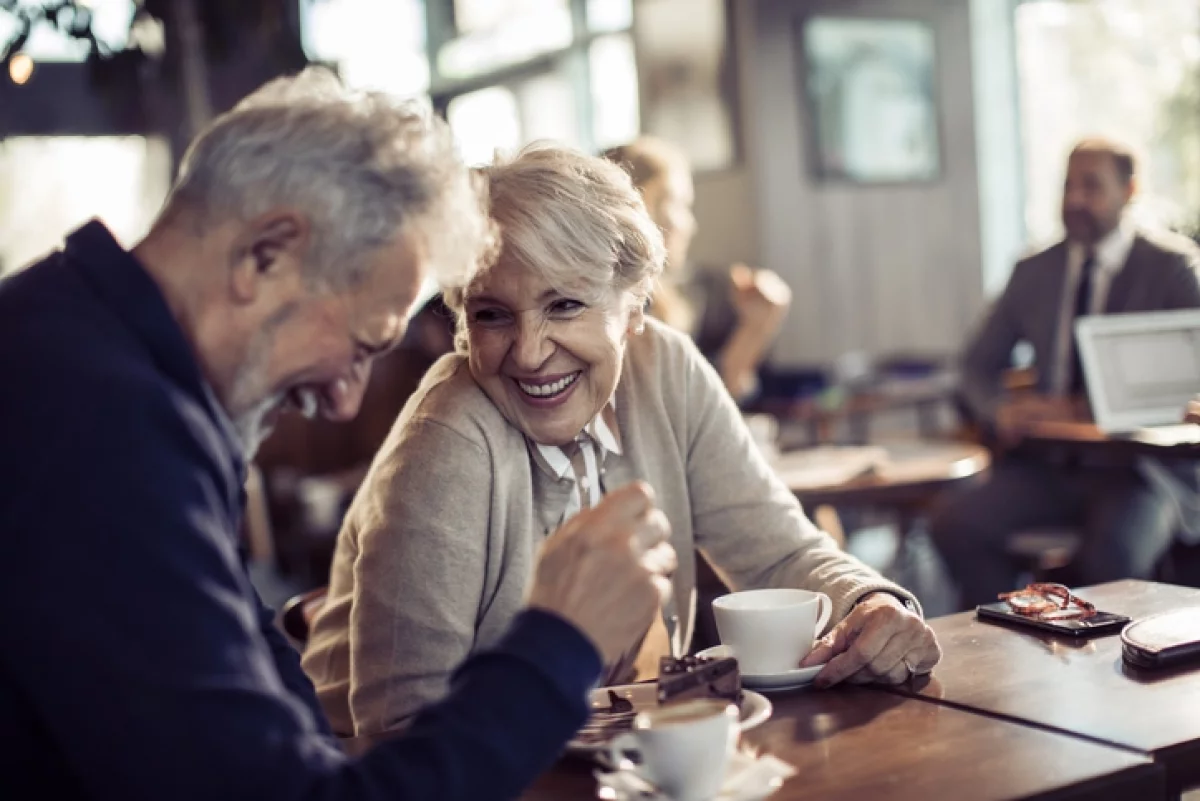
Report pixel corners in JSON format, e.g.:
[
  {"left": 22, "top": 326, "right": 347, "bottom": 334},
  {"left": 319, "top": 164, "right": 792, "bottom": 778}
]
[
  {"left": 528, "top": 405, "right": 623, "bottom": 524},
  {"left": 527, "top": 405, "right": 672, "bottom": 679},
  {"left": 1051, "top": 219, "right": 1136, "bottom": 395}
]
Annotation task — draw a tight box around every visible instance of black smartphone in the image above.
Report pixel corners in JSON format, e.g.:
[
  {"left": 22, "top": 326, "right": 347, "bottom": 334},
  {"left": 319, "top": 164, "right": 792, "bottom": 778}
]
[{"left": 975, "top": 601, "right": 1130, "bottom": 638}]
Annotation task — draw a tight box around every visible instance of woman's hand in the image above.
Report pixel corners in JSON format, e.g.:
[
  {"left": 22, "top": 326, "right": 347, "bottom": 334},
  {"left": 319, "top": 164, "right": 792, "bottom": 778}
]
[
  {"left": 799, "top": 592, "right": 941, "bottom": 688},
  {"left": 719, "top": 265, "right": 792, "bottom": 399},
  {"left": 730, "top": 264, "right": 791, "bottom": 329}
]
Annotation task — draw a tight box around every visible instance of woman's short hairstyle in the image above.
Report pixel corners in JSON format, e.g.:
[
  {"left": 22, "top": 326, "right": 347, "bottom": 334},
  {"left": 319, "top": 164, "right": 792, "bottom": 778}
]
[
  {"left": 443, "top": 142, "right": 666, "bottom": 342},
  {"left": 165, "top": 67, "right": 491, "bottom": 289}
]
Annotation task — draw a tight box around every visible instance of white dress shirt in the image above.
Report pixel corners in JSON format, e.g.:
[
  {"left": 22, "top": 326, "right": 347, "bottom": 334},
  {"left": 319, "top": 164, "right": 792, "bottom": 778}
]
[
  {"left": 527, "top": 405, "right": 671, "bottom": 681},
  {"left": 528, "top": 404, "right": 623, "bottom": 524},
  {"left": 1051, "top": 218, "right": 1136, "bottom": 395}
]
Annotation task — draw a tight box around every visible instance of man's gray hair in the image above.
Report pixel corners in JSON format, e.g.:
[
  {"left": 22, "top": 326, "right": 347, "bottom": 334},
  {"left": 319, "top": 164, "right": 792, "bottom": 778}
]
[
  {"left": 444, "top": 142, "right": 665, "bottom": 341},
  {"left": 166, "top": 67, "right": 491, "bottom": 287}
]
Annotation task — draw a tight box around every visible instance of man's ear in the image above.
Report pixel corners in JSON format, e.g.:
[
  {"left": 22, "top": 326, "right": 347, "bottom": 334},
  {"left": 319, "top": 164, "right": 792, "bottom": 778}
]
[
  {"left": 1123, "top": 175, "right": 1139, "bottom": 206},
  {"left": 229, "top": 210, "right": 312, "bottom": 304}
]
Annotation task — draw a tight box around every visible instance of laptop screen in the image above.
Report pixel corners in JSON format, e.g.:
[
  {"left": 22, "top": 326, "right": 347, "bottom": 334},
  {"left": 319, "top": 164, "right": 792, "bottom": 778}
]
[{"left": 1077, "top": 310, "right": 1200, "bottom": 432}]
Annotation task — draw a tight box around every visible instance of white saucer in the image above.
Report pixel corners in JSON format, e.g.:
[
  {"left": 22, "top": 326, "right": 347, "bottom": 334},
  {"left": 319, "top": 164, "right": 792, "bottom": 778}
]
[
  {"left": 569, "top": 682, "right": 772, "bottom": 758},
  {"left": 596, "top": 746, "right": 796, "bottom": 801},
  {"left": 696, "top": 645, "right": 825, "bottom": 693}
]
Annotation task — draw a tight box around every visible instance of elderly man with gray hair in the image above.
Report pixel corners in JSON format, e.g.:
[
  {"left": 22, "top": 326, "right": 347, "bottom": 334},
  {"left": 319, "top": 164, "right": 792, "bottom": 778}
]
[{"left": 0, "top": 69, "right": 674, "bottom": 801}]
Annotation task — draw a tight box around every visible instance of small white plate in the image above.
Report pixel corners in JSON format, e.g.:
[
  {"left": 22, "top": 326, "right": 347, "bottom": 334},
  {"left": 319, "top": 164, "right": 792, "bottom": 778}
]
[
  {"left": 568, "top": 682, "right": 772, "bottom": 757},
  {"left": 696, "top": 645, "right": 825, "bottom": 693},
  {"left": 596, "top": 746, "right": 796, "bottom": 801}
]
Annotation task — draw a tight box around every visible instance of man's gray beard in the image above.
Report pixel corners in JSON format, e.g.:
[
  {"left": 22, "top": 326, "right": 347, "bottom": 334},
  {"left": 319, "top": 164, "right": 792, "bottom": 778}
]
[
  {"left": 232, "top": 388, "right": 319, "bottom": 458},
  {"left": 233, "top": 395, "right": 282, "bottom": 459},
  {"left": 231, "top": 400, "right": 276, "bottom": 455}
]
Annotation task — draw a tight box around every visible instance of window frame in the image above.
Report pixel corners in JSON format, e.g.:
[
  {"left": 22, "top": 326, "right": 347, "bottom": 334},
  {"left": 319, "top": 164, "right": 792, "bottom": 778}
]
[{"left": 425, "top": 0, "right": 609, "bottom": 154}]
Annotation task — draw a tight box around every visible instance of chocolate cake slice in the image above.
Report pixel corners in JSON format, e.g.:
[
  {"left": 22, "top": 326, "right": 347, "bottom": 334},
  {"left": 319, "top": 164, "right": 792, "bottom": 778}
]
[{"left": 656, "top": 654, "right": 742, "bottom": 705}]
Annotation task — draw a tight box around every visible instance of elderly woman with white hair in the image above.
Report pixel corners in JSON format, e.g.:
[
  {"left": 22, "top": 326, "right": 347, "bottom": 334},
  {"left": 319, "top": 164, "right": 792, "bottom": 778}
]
[{"left": 302, "top": 144, "right": 941, "bottom": 736}]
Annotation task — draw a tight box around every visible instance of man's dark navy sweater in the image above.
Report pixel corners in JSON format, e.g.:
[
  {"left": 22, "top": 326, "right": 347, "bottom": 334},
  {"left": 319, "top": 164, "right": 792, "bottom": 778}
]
[{"left": 0, "top": 221, "right": 600, "bottom": 800}]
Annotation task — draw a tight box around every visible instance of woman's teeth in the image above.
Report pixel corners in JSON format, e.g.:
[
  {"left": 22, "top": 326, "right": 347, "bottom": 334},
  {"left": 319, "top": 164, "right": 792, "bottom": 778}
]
[{"left": 518, "top": 372, "right": 580, "bottom": 398}]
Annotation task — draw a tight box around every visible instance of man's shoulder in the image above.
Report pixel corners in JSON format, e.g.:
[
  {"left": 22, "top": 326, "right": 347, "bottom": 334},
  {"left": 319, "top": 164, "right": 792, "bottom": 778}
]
[
  {"left": 4, "top": 345, "right": 214, "bottom": 457},
  {"left": 0, "top": 324, "right": 236, "bottom": 546},
  {"left": 0, "top": 265, "right": 224, "bottom": 476},
  {"left": 998, "top": 242, "right": 1068, "bottom": 299},
  {"left": 1014, "top": 240, "right": 1068, "bottom": 272},
  {"left": 0, "top": 250, "right": 85, "bottom": 341},
  {"left": 1131, "top": 227, "right": 1200, "bottom": 266},
  {"left": 2, "top": 262, "right": 164, "bottom": 408}
]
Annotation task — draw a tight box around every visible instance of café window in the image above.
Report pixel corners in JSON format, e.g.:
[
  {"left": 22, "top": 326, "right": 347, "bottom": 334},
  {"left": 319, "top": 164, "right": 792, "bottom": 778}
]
[
  {"left": 430, "top": 0, "right": 638, "bottom": 160},
  {"left": 446, "top": 86, "right": 522, "bottom": 166},
  {"left": 438, "top": 0, "right": 573, "bottom": 80},
  {"left": 0, "top": 136, "right": 170, "bottom": 277},
  {"left": 300, "top": 0, "right": 430, "bottom": 97},
  {"left": 1015, "top": 0, "right": 1200, "bottom": 244},
  {"left": 0, "top": 0, "right": 135, "bottom": 62},
  {"left": 298, "top": 0, "right": 738, "bottom": 169},
  {"left": 633, "top": 0, "right": 737, "bottom": 172}
]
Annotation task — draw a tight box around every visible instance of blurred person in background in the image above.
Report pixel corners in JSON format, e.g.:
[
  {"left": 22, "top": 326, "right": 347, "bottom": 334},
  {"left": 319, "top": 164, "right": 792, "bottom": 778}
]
[
  {"left": 0, "top": 68, "right": 675, "bottom": 801},
  {"left": 605, "top": 136, "right": 792, "bottom": 405},
  {"left": 932, "top": 138, "right": 1200, "bottom": 609}
]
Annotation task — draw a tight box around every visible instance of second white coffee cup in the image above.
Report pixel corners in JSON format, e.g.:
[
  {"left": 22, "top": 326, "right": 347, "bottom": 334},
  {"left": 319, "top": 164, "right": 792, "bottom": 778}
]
[
  {"left": 712, "top": 588, "right": 832, "bottom": 675},
  {"left": 607, "top": 698, "right": 739, "bottom": 801}
]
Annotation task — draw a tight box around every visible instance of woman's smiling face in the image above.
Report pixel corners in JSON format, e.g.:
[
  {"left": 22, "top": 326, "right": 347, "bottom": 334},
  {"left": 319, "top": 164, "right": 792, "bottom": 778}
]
[{"left": 464, "top": 256, "right": 639, "bottom": 447}]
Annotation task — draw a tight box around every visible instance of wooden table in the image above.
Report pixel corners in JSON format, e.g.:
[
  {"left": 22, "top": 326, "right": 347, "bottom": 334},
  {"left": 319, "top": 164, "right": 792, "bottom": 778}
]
[
  {"left": 758, "top": 373, "right": 959, "bottom": 445},
  {"left": 521, "top": 687, "right": 1162, "bottom": 801},
  {"left": 779, "top": 439, "right": 990, "bottom": 509},
  {"left": 895, "top": 580, "right": 1200, "bottom": 798},
  {"left": 1016, "top": 420, "right": 1200, "bottom": 461}
]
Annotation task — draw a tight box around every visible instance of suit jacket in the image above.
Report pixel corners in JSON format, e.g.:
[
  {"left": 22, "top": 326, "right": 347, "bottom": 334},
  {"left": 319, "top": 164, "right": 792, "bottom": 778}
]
[
  {"left": 961, "top": 228, "right": 1200, "bottom": 422},
  {"left": 959, "top": 228, "right": 1200, "bottom": 542}
]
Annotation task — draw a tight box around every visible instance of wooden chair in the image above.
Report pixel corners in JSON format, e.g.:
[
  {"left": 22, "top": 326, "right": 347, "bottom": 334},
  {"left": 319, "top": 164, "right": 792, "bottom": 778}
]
[{"left": 280, "top": 586, "right": 328, "bottom": 645}]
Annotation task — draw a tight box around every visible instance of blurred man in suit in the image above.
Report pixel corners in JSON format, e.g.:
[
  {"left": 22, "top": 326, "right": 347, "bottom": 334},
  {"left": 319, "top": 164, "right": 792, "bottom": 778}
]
[{"left": 932, "top": 138, "right": 1200, "bottom": 609}]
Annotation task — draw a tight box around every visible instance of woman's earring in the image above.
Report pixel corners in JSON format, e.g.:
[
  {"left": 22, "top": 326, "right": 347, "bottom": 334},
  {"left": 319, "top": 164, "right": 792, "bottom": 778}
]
[{"left": 630, "top": 302, "right": 646, "bottom": 335}]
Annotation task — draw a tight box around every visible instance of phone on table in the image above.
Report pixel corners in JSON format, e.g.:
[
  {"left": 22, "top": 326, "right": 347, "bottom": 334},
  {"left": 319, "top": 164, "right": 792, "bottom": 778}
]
[{"left": 975, "top": 601, "right": 1130, "bottom": 638}]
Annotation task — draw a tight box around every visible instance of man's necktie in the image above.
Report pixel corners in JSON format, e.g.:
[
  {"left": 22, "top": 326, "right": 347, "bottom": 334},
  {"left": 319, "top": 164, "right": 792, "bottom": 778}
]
[{"left": 1068, "top": 253, "right": 1097, "bottom": 394}]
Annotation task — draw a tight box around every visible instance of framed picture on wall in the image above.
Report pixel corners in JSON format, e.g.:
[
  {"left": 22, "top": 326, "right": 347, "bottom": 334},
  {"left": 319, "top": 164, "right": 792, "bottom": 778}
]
[{"left": 797, "top": 16, "right": 941, "bottom": 183}]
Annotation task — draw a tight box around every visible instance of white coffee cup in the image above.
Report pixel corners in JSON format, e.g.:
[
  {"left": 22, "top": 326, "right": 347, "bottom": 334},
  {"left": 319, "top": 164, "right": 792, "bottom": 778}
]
[
  {"left": 712, "top": 588, "right": 832, "bottom": 675},
  {"left": 607, "top": 698, "right": 739, "bottom": 801}
]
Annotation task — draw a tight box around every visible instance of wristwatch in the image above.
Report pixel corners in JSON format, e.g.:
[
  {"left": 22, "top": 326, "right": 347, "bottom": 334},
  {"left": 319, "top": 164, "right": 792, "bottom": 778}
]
[{"left": 860, "top": 591, "right": 920, "bottom": 616}]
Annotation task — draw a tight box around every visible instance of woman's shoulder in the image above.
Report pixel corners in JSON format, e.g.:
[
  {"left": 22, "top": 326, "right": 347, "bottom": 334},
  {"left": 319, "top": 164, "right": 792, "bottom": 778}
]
[
  {"left": 625, "top": 318, "right": 721, "bottom": 400},
  {"left": 629, "top": 316, "right": 697, "bottom": 363},
  {"left": 399, "top": 353, "right": 518, "bottom": 447}
]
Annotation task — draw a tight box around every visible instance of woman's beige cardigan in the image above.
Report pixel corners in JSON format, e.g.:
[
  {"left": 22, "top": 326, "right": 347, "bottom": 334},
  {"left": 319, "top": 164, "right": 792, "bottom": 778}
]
[{"left": 302, "top": 319, "right": 918, "bottom": 735}]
